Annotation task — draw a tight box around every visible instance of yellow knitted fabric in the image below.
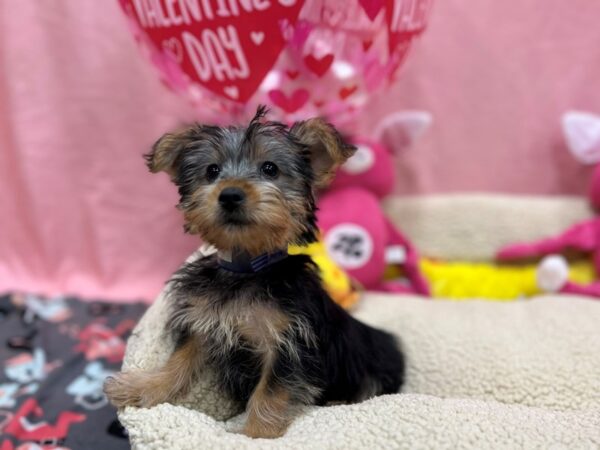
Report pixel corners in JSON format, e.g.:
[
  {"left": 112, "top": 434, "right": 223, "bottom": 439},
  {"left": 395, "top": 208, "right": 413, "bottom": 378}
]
[
  {"left": 289, "top": 240, "right": 360, "bottom": 309},
  {"left": 419, "top": 259, "right": 595, "bottom": 300}
]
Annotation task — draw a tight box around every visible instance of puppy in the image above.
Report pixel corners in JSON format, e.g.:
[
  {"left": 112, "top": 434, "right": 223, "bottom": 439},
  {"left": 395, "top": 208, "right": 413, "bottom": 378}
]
[{"left": 104, "top": 106, "right": 404, "bottom": 439}]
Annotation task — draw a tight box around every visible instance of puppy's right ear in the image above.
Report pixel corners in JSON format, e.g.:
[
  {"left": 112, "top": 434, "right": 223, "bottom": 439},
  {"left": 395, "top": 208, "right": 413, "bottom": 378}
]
[{"left": 145, "top": 128, "right": 193, "bottom": 177}]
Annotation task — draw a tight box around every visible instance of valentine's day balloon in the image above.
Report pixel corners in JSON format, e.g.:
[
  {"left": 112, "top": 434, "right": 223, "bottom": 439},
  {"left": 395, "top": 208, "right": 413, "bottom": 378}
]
[{"left": 118, "top": 0, "right": 432, "bottom": 125}]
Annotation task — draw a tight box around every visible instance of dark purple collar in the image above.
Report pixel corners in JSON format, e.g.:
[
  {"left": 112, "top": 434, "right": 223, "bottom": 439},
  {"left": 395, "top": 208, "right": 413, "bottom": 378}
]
[{"left": 217, "top": 248, "right": 288, "bottom": 273}]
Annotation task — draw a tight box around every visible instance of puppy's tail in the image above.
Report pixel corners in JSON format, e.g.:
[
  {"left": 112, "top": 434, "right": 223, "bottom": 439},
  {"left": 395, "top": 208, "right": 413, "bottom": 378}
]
[{"left": 361, "top": 325, "right": 405, "bottom": 397}]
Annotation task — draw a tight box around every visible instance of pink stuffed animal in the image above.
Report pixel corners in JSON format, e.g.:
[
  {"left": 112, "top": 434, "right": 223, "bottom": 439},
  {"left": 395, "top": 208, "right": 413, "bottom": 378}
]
[
  {"left": 498, "top": 111, "right": 600, "bottom": 298},
  {"left": 317, "top": 112, "right": 431, "bottom": 295}
]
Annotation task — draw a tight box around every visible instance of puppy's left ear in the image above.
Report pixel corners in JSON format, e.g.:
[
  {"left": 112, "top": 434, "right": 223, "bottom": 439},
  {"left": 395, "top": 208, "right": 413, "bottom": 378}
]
[{"left": 290, "top": 118, "right": 356, "bottom": 188}]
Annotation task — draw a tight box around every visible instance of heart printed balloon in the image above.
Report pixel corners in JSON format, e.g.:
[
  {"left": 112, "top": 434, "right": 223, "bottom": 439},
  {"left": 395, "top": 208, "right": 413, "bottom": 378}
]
[{"left": 118, "top": 0, "right": 432, "bottom": 125}]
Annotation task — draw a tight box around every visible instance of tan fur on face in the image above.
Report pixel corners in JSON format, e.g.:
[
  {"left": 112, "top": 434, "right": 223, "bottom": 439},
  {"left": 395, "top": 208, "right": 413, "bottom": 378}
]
[
  {"left": 104, "top": 338, "right": 201, "bottom": 409},
  {"left": 181, "top": 180, "right": 310, "bottom": 255}
]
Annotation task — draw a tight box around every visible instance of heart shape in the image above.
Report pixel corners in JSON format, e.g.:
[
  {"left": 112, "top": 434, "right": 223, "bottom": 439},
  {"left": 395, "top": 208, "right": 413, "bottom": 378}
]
[
  {"left": 121, "top": 0, "right": 305, "bottom": 103},
  {"left": 269, "top": 89, "right": 310, "bottom": 113},
  {"left": 362, "top": 40, "right": 374, "bottom": 52},
  {"left": 223, "top": 86, "right": 240, "bottom": 100},
  {"left": 288, "top": 20, "right": 313, "bottom": 50},
  {"left": 162, "top": 37, "right": 183, "bottom": 63},
  {"left": 250, "top": 31, "right": 265, "bottom": 45},
  {"left": 339, "top": 85, "right": 358, "bottom": 100},
  {"left": 359, "top": 0, "right": 385, "bottom": 21},
  {"left": 304, "top": 54, "right": 334, "bottom": 77},
  {"left": 285, "top": 69, "right": 300, "bottom": 80}
]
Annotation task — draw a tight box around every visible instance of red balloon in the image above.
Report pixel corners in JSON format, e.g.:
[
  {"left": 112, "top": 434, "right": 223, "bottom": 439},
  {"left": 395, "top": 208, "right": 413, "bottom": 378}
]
[{"left": 118, "top": 0, "right": 432, "bottom": 124}]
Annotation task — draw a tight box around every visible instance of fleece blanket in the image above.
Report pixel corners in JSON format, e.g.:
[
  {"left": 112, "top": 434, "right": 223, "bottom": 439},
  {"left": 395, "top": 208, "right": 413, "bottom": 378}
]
[
  {"left": 116, "top": 196, "right": 600, "bottom": 448},
  {"left": 117, "top": 285, "right": 600, "bottom": 449},
  {"left": 384, "top": 194, "right": 594, "bottom": 261}
]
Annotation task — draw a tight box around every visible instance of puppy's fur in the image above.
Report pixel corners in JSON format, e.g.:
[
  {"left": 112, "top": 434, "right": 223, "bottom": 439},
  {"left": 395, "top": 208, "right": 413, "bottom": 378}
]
[{"left": 105, "top": 107, "right": 405, "bottom": 439}]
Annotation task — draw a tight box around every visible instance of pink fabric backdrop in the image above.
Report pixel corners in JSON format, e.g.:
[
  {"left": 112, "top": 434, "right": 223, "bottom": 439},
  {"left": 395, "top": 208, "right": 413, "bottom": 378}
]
[
  {"left": 2, "top": 1, "right": 600, "bottom": 302},
  {"left": 368, "top": 0, "right": 600, "bottom": 195}
]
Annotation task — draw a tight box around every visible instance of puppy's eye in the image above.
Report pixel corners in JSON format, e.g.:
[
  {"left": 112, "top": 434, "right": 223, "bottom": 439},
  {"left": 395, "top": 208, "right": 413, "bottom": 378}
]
[
  {"left": 260, "top": 161, "right": 279, "bottom": 178},
  {"left": 206, "top": 164, "right": 220, "bottom": 182}
]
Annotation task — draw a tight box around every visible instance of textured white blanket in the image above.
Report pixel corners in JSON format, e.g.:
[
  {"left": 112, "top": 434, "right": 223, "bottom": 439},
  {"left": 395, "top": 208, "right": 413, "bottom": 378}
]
[
  {"left": 119, "top": 292, "right": 600, "bottom": 449},
  {"left": 117, "top": 196, "right": 600, "bottom": 448}
]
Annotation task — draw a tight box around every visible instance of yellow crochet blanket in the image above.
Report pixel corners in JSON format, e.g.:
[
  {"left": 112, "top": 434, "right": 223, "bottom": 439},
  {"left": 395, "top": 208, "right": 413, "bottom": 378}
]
[{"left": 418, "top": 259, "right": 595, "bottom": 300}]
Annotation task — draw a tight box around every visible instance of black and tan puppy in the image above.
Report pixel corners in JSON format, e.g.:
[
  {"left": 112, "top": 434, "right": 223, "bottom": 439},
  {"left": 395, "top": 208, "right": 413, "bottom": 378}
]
[{"left": 104, "top": 106, "right": 404, "bottom": 439}]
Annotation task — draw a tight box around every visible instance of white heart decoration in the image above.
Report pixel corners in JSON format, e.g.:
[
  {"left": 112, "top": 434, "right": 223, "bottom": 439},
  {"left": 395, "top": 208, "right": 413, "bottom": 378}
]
[
  {"left": 562, "top": 111, "right": 600, "bottom": 165},
  {"left": 250, "top": 31, "right": 265, "bottom": 45},
  {"left": 223, "top": 86, "right": 240, "bottom": 99}
]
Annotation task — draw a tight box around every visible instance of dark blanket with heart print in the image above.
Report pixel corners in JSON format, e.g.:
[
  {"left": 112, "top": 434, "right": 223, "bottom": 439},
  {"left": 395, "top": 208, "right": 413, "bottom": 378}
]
[{"left": 0, "top": 293, "right": 147, "bottom": 450}]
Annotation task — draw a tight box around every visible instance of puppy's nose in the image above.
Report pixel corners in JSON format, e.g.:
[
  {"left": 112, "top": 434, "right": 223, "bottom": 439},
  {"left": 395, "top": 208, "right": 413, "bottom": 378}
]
[{"left": 218, "top": 187, "right": 246, "bottom": 211}]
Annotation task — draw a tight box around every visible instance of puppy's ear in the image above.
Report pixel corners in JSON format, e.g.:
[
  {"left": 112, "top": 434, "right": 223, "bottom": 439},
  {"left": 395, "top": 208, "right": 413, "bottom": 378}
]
[
  {"left": 290, "top": 118, "right": 356, "bottom": 188},
  {"left": 145, "top": 128, "right": 194, "bottom": 177}
]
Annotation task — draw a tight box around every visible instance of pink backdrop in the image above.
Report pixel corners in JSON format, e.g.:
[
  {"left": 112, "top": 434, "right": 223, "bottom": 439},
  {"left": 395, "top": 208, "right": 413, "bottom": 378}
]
[
  {"left": 367, "top": 0, "right": 600, "bottom": 195},
  {"left": 2, "top": 1, "right": 600, "bottom": 302}
]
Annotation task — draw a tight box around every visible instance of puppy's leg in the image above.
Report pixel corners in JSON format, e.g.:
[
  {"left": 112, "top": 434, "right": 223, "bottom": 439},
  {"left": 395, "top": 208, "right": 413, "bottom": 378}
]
[
  {"left": 104, "top": 337, "right": 201, "bottom": 408},
  {"left": 243, "top": 374, "right": 292, "bottom": 439},
  {"left": 243, "top": 349, "right": 321, "bottom": 439}
]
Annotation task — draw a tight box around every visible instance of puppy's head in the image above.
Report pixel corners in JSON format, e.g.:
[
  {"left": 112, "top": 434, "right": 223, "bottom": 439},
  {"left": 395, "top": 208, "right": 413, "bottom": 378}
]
[{"left": 146, "top": 106, "right": 355, "bottom": 255}]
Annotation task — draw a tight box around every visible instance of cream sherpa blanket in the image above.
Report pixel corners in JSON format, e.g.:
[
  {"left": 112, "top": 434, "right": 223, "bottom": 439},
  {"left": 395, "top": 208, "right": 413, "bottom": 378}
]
[{"left": 118, "top": 195, "right": 600, "bottom": 449}]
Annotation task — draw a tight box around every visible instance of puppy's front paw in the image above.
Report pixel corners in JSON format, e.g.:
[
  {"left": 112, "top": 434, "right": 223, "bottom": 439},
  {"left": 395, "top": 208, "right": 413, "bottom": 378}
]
[
  {"left": 104, "top": 371, "right": 161, "bottom": 408},
  {"left": 242, "top": 418, "right": 288, "bottom": 439}
]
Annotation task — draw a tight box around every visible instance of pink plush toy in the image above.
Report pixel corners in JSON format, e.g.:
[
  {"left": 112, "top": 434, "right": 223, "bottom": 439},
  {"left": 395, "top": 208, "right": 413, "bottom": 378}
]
[
  {"left": 317, "top": 112, "right": 432, "bottom": 296},
  {"left": 498, "top": 111, "right": 600, "bottom": 298}
]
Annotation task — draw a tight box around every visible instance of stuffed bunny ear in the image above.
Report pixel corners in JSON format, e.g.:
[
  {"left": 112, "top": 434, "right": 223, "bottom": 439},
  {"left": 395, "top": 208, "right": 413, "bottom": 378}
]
[
  {"left": 373, "top": 111, "right": 433, "bottom": 153},
  {"left": 562, "top": 111, "right": 600, "bottom": 165}
]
